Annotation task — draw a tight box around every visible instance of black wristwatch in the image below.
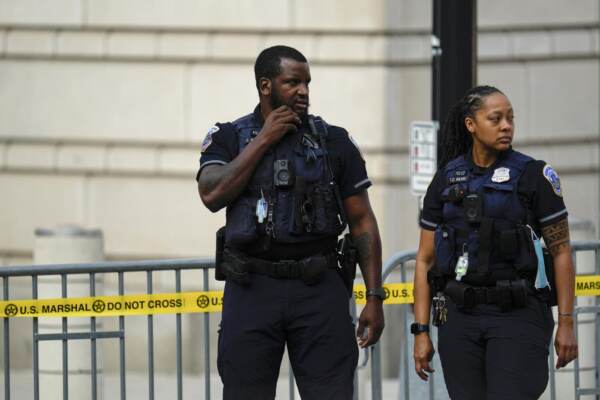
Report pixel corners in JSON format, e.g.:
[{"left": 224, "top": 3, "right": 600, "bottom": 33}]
[
  {"left": 410, "top": 323, "right": 430, "bottom": 335},
  {"left": 365, "top": 287, "right": 386, "bottom": 301}
]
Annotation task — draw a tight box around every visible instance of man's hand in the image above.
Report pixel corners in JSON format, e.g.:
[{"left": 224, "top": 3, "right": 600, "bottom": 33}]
[
  {"left": 413, "top": 333, "right": 435, "bottom": 381},
  {"left": 259, "top": 105, "right": 301, "bottom": 145},
  {"left": 555, "top": 317, "right": 578, "bottom": 369},
  {"left": 356, "top": 298, "right": 384, "bottom": 348}
]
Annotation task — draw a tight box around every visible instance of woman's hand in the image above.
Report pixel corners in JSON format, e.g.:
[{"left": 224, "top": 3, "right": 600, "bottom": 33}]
[
  {"left": 414, "top": 333, "right": 435, "bottom": 380},
  {"left": 554, "top": 316, "right": 578, "bottom": 369}
]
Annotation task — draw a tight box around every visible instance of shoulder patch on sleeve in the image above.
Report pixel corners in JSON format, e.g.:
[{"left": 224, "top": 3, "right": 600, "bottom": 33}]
[
  {"left": 348, "top": 134, "right": 365, "bottom": 160},
  {"left": 543, "top": 164, "right": 563, "bottom": 197},
  {"left": 201, "top": 125, "right": 220, "bottom": 153}
]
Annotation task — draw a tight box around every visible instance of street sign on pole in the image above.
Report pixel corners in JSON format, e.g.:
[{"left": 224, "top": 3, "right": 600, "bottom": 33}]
[{"left": 409, "top": 121, "right": 438, "bottom": 195}]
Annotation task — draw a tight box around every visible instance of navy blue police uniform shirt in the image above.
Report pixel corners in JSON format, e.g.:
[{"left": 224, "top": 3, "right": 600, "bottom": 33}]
[
  {"left": 420, "top": 151, "right": 568, "bottom": 233},
  {"left": 197, "top": 106, "right": 372, "bottom": 259}
]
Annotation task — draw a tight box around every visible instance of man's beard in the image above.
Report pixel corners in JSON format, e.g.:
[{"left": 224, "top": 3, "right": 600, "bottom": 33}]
[{"left": 270, "top": 87, "right": 308, "bottom": 120}]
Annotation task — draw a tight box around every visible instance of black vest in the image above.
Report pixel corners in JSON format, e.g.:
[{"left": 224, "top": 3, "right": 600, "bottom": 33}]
[
  {"left": 432, "top": 150, "right": 539, "bottom": 285},
  {"left": 224, "top": 112, "right": 345, "bottom": 246}
]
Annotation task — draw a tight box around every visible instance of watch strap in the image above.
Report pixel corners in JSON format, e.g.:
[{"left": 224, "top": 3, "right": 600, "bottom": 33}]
[{"left": 366, "top": 287, "right": 386, "bottom": 300}]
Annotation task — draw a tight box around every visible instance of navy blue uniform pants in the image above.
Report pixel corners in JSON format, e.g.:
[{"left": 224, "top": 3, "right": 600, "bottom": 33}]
[
  {"left": 438, "top": 295, "right": 554, "bottom": 400},
  {"left": 217, "top": 269, "right": 358, "bottom": 400}
]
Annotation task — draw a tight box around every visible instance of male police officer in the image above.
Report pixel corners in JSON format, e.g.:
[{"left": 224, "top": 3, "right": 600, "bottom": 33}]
[{"left": 196, "top": 45, "right": 384, "bottom": 399}]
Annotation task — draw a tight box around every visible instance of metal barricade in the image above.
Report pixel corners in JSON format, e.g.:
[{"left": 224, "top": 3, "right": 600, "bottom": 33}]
[
  {"left": 0, "top": 258, "right": 368, "bottom": 400},
  {"left": 0, "top": 258, "right": 215, "bottom": 400},
  {"left": 3, "top": 240, "right": 600, "bottom": 400},
  {"left": 370, "top": 240, "right": 600, "bottom": 400}
]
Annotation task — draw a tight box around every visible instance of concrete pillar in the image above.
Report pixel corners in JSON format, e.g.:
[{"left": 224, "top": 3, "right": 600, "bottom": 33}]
[{"left": 34, "top": 225, "right": 104, "bottom": 400}]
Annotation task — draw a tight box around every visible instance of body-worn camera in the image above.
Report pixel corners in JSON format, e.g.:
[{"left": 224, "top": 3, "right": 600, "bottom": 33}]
[
  {"left": 464, "top": 193, "right": 482, "bottom": 223},
  {"left": 446, "top": 184, "right": 466, "bottom": 203},
  {"left": 274, "top": 159, "right": 294, "bottom": 187}
]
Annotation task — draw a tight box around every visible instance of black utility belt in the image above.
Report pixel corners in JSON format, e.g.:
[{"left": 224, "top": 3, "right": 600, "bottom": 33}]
[
  {"left": 444, "top": 279, "right": 534, "bottom": 312},
  {"left": 221, "top": 248, "right": 338, "bottom": 285},
  {"left": 243, "top": 252, "right": 338, "bottom": 279}
]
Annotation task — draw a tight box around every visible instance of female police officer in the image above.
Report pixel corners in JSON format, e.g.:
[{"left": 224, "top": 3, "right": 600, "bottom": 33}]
[{"left": 412, "top": 85, "right": 578, "bottom": 399}]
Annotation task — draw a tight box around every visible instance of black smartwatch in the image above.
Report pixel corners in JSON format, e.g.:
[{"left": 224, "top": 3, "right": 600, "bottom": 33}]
[
  {"left": 365, "top": 287, "right": 386, "bottom": 300},
  {"left": 410, "top": 323, "right": 430, "bottom": 335}
]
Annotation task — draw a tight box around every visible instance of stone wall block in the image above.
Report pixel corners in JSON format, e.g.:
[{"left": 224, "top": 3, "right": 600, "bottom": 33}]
[
  {"left": 107, "top": 147, "right": 157, "bottom": 173},
  {"left": 56, "top": 31, "right": 106, "bottom": 57},
  {"left": 108, "top": 32, "right": 157, "bottom": 58},
  {"left": 158, "top": 148, "right": 199, "bottom": 175},
  {"left": 210, "top": 34, "right": 263, "bottom": 60},
  {"left": 478, "top": 32, "right": 512, "bottom": 59},
  {"left": 512, "top": 31, "right": 552, "bottom": 57},
  {"left": 6, "top": 30, "right": 54, "bottom": 55},
  {"left": 57, "top": 145, "right": 106, "bottom": 171},
  {"left": 0, "top": 174, "right": 85, "bottom": 251},
  {"left": 388, "top": 35, "right": 429, "bottom": 62},
  {"left": 479, "top": 0, "right": 598, "bottom": 27},
  {"left": 314, "top": 35, "right": 370, "bottom": 62},
  {"left": 158, "top": 33, "right": 210, "bottom": 59},
  {"left": 87, "top": 0, "right": 290, "bottom": 30},
  {"left": 0, "top": 0, "right": 82, "bottom": 26},
  {"left": 5, "top": 143, "right": 56, "bottom": 169},
  {"left": 553, "top": 30, "right": 593, "bottom": 55},
  {"left": 293, "top": 0, "right": 384, "bottom": 31}
]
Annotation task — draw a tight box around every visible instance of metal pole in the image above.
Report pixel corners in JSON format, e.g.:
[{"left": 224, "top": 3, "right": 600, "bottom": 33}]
[
  {"left": 147, "top": 271, "right": 155, "bottom": 400},
  {"left": 401, "top": 262, "right": 410, "bottom": 400},
  {"left": 119, "top": 272, "right": 126, "bottom": 400},
  {"left": 371, "top": 344, "right": 383, "bottom": 400},
  {"left": 432, "top": 0, "right": 477, "bottom": 166},
  {"left": 3, "top": 276, "right": 10, "bottom": 400},
  {"left": 90, "top": 273, "right": 97, "bottom": 400},
  {"left": 203, "top": 268, "right": 211, "bottom": 400},
  {"left": 351, "top": 298, "right": 359, "bottom": 400},
  {"left": 595, "top": 249, "right": 600, "bottom": 400},
  {"left": 33, "top": 275, "right": 39, "bottom": 400},
  {"left": 176, "top": 270, "right": 183, "bottom": 400},
  {"left": 62, "top": 274, "right": 68, "bottom": 400}
]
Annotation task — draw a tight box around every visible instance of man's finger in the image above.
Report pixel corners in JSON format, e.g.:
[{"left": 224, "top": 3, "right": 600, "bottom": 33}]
[{"left": 356, "top": 321, "right": 365, "bottom": 340}]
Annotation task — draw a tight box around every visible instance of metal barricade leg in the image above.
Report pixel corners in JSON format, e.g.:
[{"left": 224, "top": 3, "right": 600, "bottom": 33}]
[
  {"left": 147, "top": 271, "right": 155, "bottom": 400},
  {"left": 176, "top": 270, "right": 183, "bottom": 400},
  {"left": 4, "top": 276, "right": 10, "bottom": 400},
  {"left": 119, "top": 272, "right": 126, "bottom": 400},
  {"left": 203, "top": 269, "right": 211, "bottom": 400},
  {"left": 33, "top": 276, "right": 39, "bottom": 400},
  {"left": 61, "top": 274, "right": 68, "bottom": 400},
  {"left": 90, "top": 273, "right": 98, "bottom": 400}
]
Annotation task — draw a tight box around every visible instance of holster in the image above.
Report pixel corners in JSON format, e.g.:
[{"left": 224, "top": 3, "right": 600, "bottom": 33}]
[
  {"left": 215, "top": 226, "right": 226, "bottom": 281},
  {"left": 221, "top": 248, "right": 251, "bottom": 285},
  {"left": 337, "top": 234, "right": 358, "bottom": 295}
]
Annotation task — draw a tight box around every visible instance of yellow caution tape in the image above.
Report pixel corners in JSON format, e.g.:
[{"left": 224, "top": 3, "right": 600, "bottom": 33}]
[
  {"left": 574, "top": 275, "right": 600, "bottom": 297},
  {"left": 0, "top": 276, "right": 598, "bottom": 318},
  {"left": 354, "top": 283, "right": 414, "bottom": 305},
  {"left": 0, "top": 291, "right": 223, "bottom": 318}
]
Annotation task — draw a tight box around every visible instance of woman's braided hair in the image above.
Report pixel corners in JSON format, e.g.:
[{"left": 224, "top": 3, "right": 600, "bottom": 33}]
[{"left": 438, "top": 85, "right": 504, "bottom": 168}]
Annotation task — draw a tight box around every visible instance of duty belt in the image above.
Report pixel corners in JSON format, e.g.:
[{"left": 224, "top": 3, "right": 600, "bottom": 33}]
[
  {"left": 444, "top": 279, "right": 533, "bottom": 312},
  {"left": 222, "top": 248, "right": 338, "bottom": 285},
  {"left": 245, "top": 253, "right": 338, "bottom": 279}
]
